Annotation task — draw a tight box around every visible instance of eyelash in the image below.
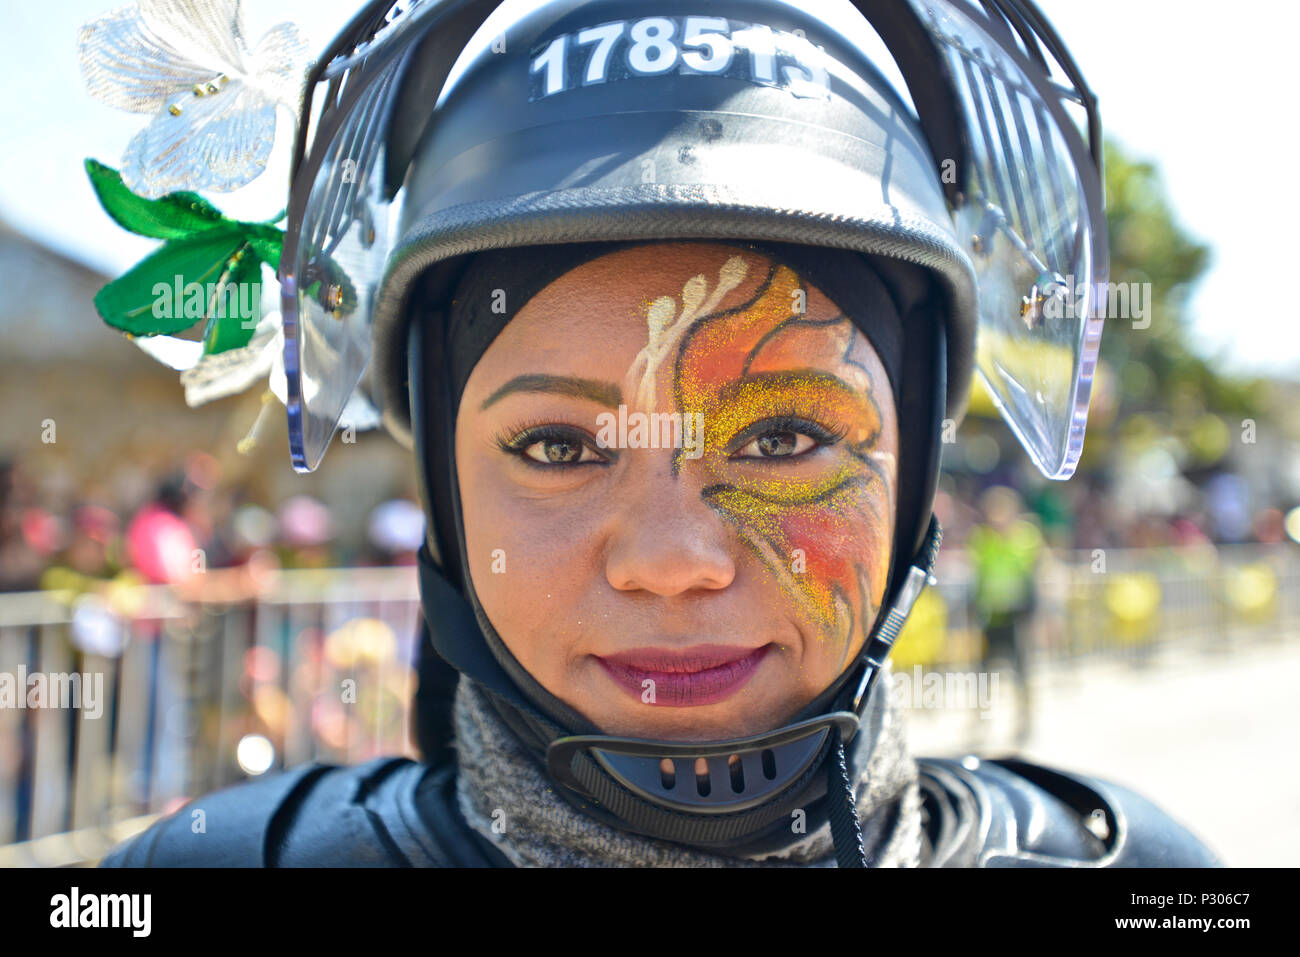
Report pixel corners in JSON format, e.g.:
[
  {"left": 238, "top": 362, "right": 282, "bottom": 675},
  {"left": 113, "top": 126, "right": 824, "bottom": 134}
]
[
  {"left": 493, "top": 422, "right": 610, "bottom": 469},
  {"left": 729, "top": 409, "right": 850, "bottom": 460}
]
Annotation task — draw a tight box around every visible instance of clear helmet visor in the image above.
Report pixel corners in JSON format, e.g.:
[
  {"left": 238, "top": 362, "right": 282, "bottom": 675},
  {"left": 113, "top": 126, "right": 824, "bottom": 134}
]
[
  {"left": 283, "top": 85, "right": 395, "bottom": 470},
  {"left": 907, "top": 0, "right": 1109, "bottom": 479},
  {"left": 280, "top": 1, "right": 434, "bottom": 472}
]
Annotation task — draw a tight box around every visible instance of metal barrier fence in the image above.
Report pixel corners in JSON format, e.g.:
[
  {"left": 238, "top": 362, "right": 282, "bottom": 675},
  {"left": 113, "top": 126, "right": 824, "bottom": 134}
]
[
  {"left": 0, "top": 566, "right": 422, "bottom": 865},
  {"left": 1, "top": 544, "right": 1296, "bottom": 864},
  {"left": 890, "top": 543, "right": 1300, "bottom": 672}
]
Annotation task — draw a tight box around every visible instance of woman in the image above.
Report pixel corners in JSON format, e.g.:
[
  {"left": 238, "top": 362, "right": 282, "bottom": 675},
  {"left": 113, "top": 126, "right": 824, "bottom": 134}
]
[{"left": 94, "top": 0, "right": 1218, "bottom": 866}]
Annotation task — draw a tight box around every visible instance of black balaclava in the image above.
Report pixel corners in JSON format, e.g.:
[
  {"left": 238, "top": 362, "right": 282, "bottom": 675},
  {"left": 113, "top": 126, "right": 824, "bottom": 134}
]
[
  {"left": 416, "top": 237, "right": 933, "bottom": 740},
  {"left": 407, "top": 237, "right": 945, "bottom": 860}
]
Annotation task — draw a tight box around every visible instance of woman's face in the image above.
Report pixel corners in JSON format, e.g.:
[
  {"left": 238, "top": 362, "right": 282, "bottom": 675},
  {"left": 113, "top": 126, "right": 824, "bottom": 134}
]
[{"left": 455, "top": 242, "right": 898, "bottom": 741}]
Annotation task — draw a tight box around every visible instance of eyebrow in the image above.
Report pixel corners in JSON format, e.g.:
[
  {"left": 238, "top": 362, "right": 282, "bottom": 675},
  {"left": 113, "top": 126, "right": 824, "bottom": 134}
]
[
  {"left": 480, "top": 374, "right": 623, "bottom": 410},
  {"left": 719, "top": 369, "right": 860, "bottom": 402}
]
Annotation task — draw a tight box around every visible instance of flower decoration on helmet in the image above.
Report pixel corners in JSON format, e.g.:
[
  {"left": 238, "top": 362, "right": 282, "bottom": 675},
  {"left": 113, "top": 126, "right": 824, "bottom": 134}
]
[
  {"left": 77, "top": 0, "right": 309, "bottom": 198},
  {"left": 76, "top": 1, "right": 381, "bottom": 451}
]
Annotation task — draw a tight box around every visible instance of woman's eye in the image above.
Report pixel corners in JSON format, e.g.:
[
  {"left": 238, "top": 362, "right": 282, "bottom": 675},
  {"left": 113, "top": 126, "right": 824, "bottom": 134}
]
[
  {"left": 521, "top": 437, "right": 602, "bottom": 465},
  {"left": 735, "top": 429, "right": 819, "bottom": 459}
]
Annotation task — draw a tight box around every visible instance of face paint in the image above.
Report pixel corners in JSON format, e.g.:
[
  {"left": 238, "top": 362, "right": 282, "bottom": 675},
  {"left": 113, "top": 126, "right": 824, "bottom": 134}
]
[
  {"left": 666, "top": 257, "right": 896, "bottom": 667},
  {"left": 624, "top": 256, "right": 751, "bottom": 414}
]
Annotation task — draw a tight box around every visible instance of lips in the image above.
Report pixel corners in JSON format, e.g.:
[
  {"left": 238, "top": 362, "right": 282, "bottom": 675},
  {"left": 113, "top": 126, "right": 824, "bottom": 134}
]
[{"left": 596, "top": 644, "right": 771, "bottom": 707}]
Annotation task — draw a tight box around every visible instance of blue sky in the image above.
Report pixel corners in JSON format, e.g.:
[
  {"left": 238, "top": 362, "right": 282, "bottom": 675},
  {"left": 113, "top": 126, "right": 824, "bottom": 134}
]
[{"left": 3, "top": 0, "right": 1295, "bottom": 379}]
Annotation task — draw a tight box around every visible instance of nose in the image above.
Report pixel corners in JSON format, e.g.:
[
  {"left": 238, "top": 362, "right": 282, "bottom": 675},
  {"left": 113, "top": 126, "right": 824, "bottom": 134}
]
[{"left": 604, "top": 462, "right": 737, "bottom": 596}]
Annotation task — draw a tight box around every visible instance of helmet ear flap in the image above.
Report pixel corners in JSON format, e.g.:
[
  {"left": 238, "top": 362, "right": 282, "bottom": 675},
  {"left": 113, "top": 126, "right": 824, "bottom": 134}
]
[
  {"left": 407, "top": 297, "right": 461, "bottom": 590},
  {"left": 883, "top": 294, "right": 947, "bottom": 616},
  {"left": 404, "top": 253, "right": 485, "bottom": 585}
]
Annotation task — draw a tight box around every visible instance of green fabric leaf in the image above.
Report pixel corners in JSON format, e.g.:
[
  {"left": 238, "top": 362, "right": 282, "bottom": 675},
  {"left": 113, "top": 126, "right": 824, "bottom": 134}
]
[
  {"left": 201, "top": 246, "right": 265, "bottom": 355},
  {"left": 85, "top": 158, "right": 228, "bottom": 240},
  {"left": 93, "top": 227, "right": 250, "bottom": 336},
  {"left": 85, "top": 159, "right": 297, "bottom": 364},
  {"left": 243, "top": 225, "right": 284, "bottom": 272}
]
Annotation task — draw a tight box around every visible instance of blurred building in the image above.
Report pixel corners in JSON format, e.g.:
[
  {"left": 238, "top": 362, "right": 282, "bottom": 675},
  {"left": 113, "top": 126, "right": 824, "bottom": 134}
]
[{"left": 0, "top": 221, "right": 419, "bottom": 557}]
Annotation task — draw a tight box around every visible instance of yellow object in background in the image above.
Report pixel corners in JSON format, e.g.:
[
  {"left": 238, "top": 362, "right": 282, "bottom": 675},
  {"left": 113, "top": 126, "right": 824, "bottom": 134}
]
[
  {"left": 890, "top": 587, "right": 949, "bottom": 670},
  {"left": 324, "top": 617, "right": 398, "bottom": 668},
  {"left": 1104, "top": 573, "right": 1162, "bottom": 645},
  {"left": 1224, "top": 563, "right": 1278, "bottom": 623}
]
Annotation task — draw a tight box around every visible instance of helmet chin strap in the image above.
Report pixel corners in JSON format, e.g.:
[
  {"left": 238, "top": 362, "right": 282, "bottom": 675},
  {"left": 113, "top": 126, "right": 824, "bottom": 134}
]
[{"left": 415, "top": 514, "right": 942, "bottom": 865}]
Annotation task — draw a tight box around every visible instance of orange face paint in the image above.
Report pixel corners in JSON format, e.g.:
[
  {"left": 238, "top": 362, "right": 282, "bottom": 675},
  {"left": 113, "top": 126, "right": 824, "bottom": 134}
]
[{"left": 669, "top": 257, "right": 896, "bottom": 666}]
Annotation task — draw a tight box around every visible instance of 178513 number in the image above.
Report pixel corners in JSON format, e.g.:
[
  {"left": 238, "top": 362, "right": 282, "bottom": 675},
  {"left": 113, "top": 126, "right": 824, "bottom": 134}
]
[{"left": 528, "top": 15, "right": 832, "bottom": 102}]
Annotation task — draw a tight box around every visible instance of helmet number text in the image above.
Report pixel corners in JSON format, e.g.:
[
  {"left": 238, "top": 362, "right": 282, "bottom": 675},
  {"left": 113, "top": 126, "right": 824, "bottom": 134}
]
[{"left": 529, "top": 16, "right": 829, "bottom": 102}]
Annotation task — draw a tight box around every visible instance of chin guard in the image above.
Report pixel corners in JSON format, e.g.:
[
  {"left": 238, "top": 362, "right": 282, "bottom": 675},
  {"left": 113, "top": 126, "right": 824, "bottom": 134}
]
[{"left": 547, "top": 712, "right": 860, "bottom": 814}]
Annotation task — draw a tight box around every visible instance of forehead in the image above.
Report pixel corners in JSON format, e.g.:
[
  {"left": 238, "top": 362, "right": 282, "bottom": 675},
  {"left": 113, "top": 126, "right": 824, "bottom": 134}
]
[{"left": 462, "top": 241, "right": 886, "bottom": 387}]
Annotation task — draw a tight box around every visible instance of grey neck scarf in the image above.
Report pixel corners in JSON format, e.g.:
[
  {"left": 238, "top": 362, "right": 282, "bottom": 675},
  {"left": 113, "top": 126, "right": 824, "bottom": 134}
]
[{"left": 453, "top": 671, "right": 924, "bottom": 868}]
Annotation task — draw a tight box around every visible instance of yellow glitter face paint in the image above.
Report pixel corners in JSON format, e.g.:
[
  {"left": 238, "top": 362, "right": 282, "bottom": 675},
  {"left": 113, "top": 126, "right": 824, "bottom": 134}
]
[{"left": 653, "top": 254, "right": 897, "bottom": 667}]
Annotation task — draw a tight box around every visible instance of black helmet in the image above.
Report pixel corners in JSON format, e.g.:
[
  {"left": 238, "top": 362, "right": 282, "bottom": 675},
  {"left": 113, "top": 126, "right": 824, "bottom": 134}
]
[{"left": 278, "top": 0, "right": 1106, "bottom": 866}]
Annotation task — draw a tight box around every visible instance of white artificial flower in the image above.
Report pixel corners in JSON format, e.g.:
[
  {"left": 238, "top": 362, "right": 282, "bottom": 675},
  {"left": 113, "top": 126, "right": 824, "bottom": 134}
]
[
  {"left": 133, "top": 264, "right": 381, "bottom": 455},
  {"left": 180, "top": 309, "right": 283, "bottom": 407},
  {"left": 78, "top": 0, "right": 309, "bottom": 198}
]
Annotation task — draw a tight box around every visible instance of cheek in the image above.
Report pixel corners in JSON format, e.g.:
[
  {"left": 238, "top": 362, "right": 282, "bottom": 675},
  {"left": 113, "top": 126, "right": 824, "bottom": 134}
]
[
  {"left": 704, "top": 465, "right": 892, "bottom": 656},
  {"left": 779, "top": 488, "right": 890, "bottom": 617},
  {"left": 459, "top": 451, "right": 531, "bottom": 636},
  {"left": 794, "top": 457, "right": 891, "bottom": 565},
  {"left": 457, "top": 458, "right": 604, "bottom": 655}
]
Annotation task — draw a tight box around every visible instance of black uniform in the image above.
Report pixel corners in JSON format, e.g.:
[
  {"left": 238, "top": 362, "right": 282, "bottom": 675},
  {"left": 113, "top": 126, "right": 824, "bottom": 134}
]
[{"left": 99, "top": 753, "right": 1220, "bottom": 868}]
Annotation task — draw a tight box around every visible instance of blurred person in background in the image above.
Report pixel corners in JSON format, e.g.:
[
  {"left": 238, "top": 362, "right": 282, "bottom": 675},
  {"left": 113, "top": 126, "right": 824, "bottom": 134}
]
[
  {"left": 125, "top": 469, "right": 275, "bottom": 602},
  {"left": 38, "top": 502, "right": 126, "bottom": 592},
  {"left": 1202, "top": 471, "right": 1252, "bottom": 544},
  {"left": 969, "top": 484, "right": 1043, "bottom": 746},
  {"left": 0, "top": 457, "right": 46, "bottom": 592},
  {"left": 363, "top": 497, "right": 425, "bottom": 567},
  {"left": 124, "top": 472, "right": 201, "bottom": 587},
  {"left": 274, "top": 495, "right": 335, "bottom": 569}
]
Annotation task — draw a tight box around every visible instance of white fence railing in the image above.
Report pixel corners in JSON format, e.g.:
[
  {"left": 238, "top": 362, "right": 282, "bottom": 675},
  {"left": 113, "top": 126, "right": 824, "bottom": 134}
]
[{"left": 0, "top": 566, "right": 421, "bottom": 863}]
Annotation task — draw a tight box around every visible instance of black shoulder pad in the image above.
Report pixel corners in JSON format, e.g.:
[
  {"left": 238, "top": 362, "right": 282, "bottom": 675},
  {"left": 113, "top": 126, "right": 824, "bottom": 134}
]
[
  {"left": 916, "top": 756, "right": 1222, "bottom": 868},
  {"left": 99, "top": 758, "right": 480, "bottom": 867},
  {"left": 99, "top": 763, "right": 327, "bottom": 867}
]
